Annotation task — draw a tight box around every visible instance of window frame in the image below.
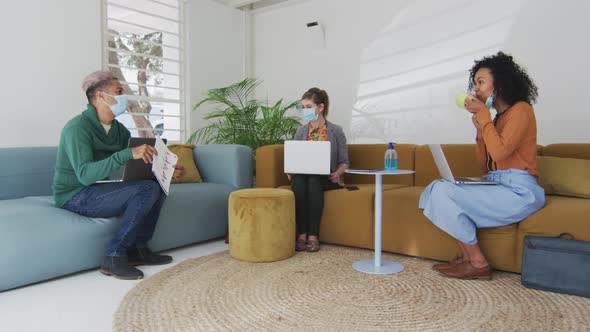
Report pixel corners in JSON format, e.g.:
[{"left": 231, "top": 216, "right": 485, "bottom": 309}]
[{"left": 101, "top": 0, "right": 189, "bottom": 143}]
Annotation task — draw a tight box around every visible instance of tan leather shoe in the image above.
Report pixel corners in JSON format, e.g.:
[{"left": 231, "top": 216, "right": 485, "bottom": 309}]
[
  {"left": 438, "top": 262, "right": 492, "bottom": 280},
  {"left": 432, "top": 256, "right": 464, "bottom": 271}
]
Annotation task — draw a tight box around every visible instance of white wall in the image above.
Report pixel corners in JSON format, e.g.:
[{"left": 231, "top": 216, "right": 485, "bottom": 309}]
[
  {"left": 187, "top": 0, "right": 245, "bottom": 137},
  {"left": 0, "top": 0, "right": 244, "bottom": 148},
  {"left": 0, "top": 0, "right": 102, "bottom": 148},
  {"left": 250, "top": 0, "right": 407, "bottom": 136},
  {"left": 506, "top": 0, "right": 590, "bottom": 144},
  {"left": 250, "top": 0, "right": 590, "bottom": 144}
]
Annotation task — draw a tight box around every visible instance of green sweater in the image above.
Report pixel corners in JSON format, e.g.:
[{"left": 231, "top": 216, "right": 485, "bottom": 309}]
[{"left": 52, "top": 105, "right": 133, "bottom": 207}]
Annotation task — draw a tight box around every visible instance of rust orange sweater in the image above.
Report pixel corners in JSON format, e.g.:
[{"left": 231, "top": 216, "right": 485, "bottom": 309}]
[{"left": 475, "top": 101, "right": 539, "bottom": 176}]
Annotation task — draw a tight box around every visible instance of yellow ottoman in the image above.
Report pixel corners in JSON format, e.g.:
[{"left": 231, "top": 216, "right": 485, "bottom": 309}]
[{"left": 229, "top": 188, "right": 295, "bottom": 262}]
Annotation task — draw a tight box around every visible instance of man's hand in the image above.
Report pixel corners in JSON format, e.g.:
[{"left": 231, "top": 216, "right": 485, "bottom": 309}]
[
  {"left": 172, "top": 165, "right": 186, "bottom": 180},
  {"left": 131, "top": 144, "right": 157, "bottom": 164},
  {"left": 287, "top": 174, "right": 292, "bottom": 181}
]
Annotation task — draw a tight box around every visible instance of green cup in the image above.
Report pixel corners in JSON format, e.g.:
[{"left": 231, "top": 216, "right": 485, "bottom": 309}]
[{"left": 455, "top": 93, "right": 468, "bottom": 109}]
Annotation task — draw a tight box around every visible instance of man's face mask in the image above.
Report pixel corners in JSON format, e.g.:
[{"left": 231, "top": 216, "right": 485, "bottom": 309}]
[
  {"left": 301, "top": 107, "right": 319, "bottom": 122},
  {"left": 102, "top": 93, "right": 128, "bottom": 117}
]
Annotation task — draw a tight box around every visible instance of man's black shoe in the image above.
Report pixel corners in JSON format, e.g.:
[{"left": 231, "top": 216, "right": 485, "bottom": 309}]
[
  {"left": 99, "top": 256, "right": 144, "bottom": 280},
  {"left": 128, "top": 247, "right": 173, "bottom": 266}
]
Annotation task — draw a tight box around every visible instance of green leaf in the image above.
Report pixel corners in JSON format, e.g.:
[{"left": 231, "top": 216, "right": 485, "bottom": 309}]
[{"left": 188, "top": 78, "right": 302, "bottom": 153}]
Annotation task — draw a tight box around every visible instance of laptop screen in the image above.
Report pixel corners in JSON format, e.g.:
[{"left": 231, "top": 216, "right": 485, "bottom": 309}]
[{"left": 284, "top": 140, "right": 331, "bottom": 175}]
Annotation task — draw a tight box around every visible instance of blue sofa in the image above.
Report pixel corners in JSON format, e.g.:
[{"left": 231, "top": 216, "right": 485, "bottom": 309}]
[{"left": 0, "top": 144, "right": 252, "bottom": 291}]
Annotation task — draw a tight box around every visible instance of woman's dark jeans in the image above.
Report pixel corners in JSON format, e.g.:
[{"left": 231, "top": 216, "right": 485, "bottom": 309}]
[{"left": 291, "top": 175, "right": 342, "bottom": 236}]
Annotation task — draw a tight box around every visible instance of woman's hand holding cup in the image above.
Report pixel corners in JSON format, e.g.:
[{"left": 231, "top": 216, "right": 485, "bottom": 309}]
[
  {"left": 455, "top": 93, "right": 486, "bottom": 114},
  {"left": 464, "top": 94, "right": 487, "bottom": 114},
  {"left": 455, "top": 93, "right": 469, "bottom": 109}
]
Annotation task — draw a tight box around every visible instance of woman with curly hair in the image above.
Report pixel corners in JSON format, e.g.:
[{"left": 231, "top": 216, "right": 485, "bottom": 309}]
[{"left": 419, "top": 52, "right": 545, "bottom": 280}]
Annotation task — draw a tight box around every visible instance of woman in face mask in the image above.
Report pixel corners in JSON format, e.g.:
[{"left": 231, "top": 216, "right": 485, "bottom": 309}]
[
  {"left": 288, "top": 88, "right": 349, "bottom": 252},
  {"left": 419, "top": 52, "right": 545, "bottom": 280}
]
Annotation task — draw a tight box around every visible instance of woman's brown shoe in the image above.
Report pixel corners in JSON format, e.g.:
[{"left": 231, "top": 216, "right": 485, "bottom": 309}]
[
  {"left": 306, "top": 239, "right": 320, "bottom": 252},
  {"left": 438, "top": 262, "right": 492, "bottom": 280},
  {"left": 432, "top": 256, "right": 464, "bottom": 271},
  {"left": 296, "top": 238, "right": 307, "bottom": 251}
]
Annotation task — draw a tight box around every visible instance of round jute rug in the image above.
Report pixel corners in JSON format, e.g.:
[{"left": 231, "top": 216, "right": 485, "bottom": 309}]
[{"left": 114, "top": 246, "right": 590, "bottom": 332}]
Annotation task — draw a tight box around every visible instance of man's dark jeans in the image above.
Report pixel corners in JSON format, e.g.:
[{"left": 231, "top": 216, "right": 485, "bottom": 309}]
[
  {"left": 63, "top": 180, "right": 164, "bottom": 256},
  {"left": 291, "top": 175, "right": 342, "bottom": 236}
]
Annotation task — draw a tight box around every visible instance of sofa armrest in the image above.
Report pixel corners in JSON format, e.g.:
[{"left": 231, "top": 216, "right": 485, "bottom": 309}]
[
  {"left": 193, "top": 144, "right": 253, "bottom": 189},
  {"left": 256, "top": 144, "right": 289, "bottom": 188}
]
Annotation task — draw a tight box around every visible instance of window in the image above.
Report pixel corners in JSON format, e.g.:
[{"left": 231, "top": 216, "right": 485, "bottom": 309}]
[
  {"left": 351, "top": 1, "right": 525, "bottom": 144},
  {"left": 102, "top": 0, "right": 186, "bottom": 142}
]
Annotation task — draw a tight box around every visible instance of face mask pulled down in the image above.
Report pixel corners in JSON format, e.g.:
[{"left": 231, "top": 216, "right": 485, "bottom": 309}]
[{"left": 485, "top": 91, "right": 496, "bottom": 112}]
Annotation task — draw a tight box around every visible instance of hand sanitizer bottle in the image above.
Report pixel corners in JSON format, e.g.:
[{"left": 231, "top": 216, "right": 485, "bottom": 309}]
[{"left": 384, "top": 142, "right": 398, "bottom": 171}]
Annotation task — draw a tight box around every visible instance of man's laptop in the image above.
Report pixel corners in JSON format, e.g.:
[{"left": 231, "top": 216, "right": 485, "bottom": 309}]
[
  {"left": 96, "top": 137, "right": 166, "bottom": 183},
  {"left": 284, "top": 140, "right": 331, "bottom": 175},
  {"left": 428, "top": 144, "right": 496, "bottom": 185}
]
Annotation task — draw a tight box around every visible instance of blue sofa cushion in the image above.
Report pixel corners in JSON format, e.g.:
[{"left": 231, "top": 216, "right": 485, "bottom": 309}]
[
  {"left": 0, "top": 196, "right": 119, "bottom": 290},
  {"left": 149, "top": 182, "right": 235, "bottom": 251},
  {"left": 0, "top": 147, "right": 57, "bottom": 200}
]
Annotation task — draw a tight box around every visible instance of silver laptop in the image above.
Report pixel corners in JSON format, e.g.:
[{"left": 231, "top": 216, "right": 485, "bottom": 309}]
[
  {"left": 284, "top": 140, "right": 331, "bottom": 175},
  {"left": 96, "top": 137, "right": 166, "bottom": 183},
  {"left": 428, "top": 144, "right": 496, "bottom": 185}
]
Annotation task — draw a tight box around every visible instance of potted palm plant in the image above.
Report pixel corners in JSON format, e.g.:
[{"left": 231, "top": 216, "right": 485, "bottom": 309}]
[{"left": 188, "top": 78, "right": 302, "bottom": 152}]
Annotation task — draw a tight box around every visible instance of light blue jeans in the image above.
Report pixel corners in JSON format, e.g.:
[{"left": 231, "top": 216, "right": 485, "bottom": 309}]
[{"left": 419, "top": 169, "right": 545, "bottom": 245}]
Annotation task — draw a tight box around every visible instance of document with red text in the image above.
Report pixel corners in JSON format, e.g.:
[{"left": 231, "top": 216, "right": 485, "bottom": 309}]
[{"left": 152, "top": 136, "right": 178, "bottom": 195}]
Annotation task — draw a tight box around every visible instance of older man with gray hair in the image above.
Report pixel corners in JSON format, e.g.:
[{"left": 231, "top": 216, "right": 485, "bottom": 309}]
[{"left": 52, "top": 70, "right": 185, "bottom": 280}]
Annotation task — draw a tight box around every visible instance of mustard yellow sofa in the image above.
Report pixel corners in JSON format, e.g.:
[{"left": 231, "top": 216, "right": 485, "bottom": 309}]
[{"left": 256, "top": 143, "right": 590, "bottom": 273}]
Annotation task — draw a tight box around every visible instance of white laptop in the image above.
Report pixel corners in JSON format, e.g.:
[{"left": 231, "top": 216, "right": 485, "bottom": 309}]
[
  {"left": 428, "top": 144, "right": 496, "bottom": 185},
  {"left": 284, "top": 141, "right": 331, "bottom": 175}
]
